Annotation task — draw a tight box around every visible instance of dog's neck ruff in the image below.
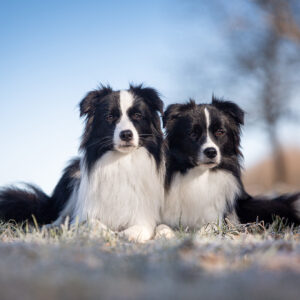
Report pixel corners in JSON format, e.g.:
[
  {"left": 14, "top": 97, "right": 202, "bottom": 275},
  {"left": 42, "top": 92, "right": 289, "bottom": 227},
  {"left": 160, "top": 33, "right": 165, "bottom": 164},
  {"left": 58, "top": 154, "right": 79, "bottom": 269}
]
[
  {"left": 163, "top": 167, "right": 241, "bottom": 229},
  {"left": 73, "top": 148, "right": 163, "bottom": 230}
]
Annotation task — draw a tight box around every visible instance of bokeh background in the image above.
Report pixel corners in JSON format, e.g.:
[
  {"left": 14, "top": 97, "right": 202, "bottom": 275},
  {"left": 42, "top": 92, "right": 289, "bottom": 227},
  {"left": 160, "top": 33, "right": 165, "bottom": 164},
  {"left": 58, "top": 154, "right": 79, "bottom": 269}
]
[{"left": 1, "top": 0, "right": 300, "bottom": 195}]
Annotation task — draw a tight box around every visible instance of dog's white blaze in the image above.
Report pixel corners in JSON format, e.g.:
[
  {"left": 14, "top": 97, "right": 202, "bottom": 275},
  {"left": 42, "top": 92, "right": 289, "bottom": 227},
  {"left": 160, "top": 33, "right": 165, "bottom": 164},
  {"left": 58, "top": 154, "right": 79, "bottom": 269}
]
[
  {"left": 59, "top": 148, "right": 164, "bottom": 241},
  {"left": 113, "top": 90, "right": 139, "bottom": 151},
  {"left": 163, "top": 168, "right": 240, "bottom": 229},
  {"left": 200, "top": 108, "right": 221, "bottom": 163}
]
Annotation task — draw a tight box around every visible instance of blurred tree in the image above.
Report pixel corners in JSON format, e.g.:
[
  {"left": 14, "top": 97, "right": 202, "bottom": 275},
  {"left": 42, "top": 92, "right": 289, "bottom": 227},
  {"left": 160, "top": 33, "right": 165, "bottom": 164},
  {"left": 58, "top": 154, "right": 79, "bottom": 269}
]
[{"left": 224, "top": 0, "right": 300, "bottom": 184}]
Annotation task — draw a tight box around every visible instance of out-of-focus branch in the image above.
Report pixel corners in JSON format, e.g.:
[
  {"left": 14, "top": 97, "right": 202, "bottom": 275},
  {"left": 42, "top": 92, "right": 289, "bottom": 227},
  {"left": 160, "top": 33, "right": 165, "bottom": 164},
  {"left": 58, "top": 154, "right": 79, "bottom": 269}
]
[{"left": 256, "top": 0, "right": 300, "bottom": 43}]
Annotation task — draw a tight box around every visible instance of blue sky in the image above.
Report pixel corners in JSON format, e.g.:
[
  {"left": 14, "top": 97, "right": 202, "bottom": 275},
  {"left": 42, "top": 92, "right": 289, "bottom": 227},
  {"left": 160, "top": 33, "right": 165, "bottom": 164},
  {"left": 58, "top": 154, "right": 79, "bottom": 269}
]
[{"left": 1, "top": 0, "right": 299, "bottom": 193}]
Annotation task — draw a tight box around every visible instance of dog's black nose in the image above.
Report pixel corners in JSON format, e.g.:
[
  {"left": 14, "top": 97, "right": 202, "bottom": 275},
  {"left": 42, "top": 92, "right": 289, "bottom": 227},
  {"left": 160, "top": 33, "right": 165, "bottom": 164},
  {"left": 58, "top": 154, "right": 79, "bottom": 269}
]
[
  {"left": 120, "top": 130, "right": 133, "bottom": 142},
  {"left": 204, "top": 147, "right": 217, "bottom": 159}
]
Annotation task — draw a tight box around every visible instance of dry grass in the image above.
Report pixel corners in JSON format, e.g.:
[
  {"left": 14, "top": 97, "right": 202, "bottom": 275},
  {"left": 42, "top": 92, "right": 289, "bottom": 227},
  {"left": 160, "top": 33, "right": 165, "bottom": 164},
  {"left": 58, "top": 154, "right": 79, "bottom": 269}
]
[
  {"left": 0, "top": 219, "right": 300, "bottom": 300},
  {"left": 244, "top": 147, "right": 300, "bottom": 194}
]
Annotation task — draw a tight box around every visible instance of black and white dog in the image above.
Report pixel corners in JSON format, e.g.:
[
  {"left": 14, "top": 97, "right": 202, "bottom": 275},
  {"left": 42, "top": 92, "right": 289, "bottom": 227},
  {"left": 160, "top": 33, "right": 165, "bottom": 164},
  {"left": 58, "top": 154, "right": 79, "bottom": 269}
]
[
  {"left": 0, "top": 84, "right": 165, "bottom": 242},
  {"left": 162, "top": 97, "right": 300, "bottom": 229}
]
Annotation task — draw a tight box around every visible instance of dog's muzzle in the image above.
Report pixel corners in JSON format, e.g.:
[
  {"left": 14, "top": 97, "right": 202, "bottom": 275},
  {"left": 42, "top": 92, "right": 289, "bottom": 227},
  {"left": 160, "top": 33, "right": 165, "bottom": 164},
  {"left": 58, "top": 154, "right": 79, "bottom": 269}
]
[{"left": 198, "top": 146, "right": 220, "bottom": 167}]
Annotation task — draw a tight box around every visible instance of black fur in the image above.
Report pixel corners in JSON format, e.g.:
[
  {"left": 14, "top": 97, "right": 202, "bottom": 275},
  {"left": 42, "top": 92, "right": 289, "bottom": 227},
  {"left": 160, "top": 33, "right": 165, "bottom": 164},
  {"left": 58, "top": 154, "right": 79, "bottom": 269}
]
[
  {"left": 130, "top": 84, "right": 163, "bottom": 115},
  {"left": 0, "top": 159, "right": 80, "bottom": 225},
  {"left": 0, "top": 185, "right": 51, "bottom": 224},
  {"left": 51, "top": 158, "right": 80, "bottom": 217},
  {"left": 236, "top": 193, "right": 300, "bottom": 225},
  {"left": 164, "top": 100, "right": 201, "bottom": 187}
]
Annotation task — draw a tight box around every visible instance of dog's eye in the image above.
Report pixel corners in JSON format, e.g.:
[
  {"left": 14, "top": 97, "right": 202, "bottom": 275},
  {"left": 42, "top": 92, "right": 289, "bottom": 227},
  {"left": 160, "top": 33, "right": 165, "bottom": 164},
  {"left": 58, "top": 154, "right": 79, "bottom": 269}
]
[
  {"left": 106, "top": 114, "right": 114, "bottom": 122},
  {"left": 190, "top": 126, "right": 202, "bottom": 140},
  {"left": 190, "top": 132, "right": 198, "bottom": 140},
  {"left": 132, "top": 112, "right": 142, "bottom": 120},
  {"left": 215, "top": 128, "right": 226, "bottom": 137}
]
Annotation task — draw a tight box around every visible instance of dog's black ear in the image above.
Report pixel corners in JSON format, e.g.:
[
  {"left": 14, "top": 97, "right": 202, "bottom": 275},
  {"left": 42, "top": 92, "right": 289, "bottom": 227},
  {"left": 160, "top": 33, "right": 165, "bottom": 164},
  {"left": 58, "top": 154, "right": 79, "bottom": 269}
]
[
  {"left": 130, "top": 84, "right": 163, "bottom": 115},
  {"left": 79, "top": 85, "right": 113, "bottom": 117},
  {"left": 163, "top": 100, "right": 197, "bottom": 128},
  {"left": 163, "top": 104, "right": 182, "bottom": 128},
  {"left": 212, "top": 96, "right": 244, "bottom": 126}
]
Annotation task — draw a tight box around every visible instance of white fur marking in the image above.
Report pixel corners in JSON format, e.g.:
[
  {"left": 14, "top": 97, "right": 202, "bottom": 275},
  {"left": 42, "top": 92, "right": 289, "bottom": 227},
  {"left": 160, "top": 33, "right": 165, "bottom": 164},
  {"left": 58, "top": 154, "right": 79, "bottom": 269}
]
[
  {"left": 163, "top": 168, "right": 240, "bottom": 229},
  {"left": 66, "top": 148, "right": 164, "bottom": 239},
  {"left": 113, "top": 90, "right": 139, "bottom": 152},
  {"left": 200, "top": 108, "right": 221, "bottom": 164}
]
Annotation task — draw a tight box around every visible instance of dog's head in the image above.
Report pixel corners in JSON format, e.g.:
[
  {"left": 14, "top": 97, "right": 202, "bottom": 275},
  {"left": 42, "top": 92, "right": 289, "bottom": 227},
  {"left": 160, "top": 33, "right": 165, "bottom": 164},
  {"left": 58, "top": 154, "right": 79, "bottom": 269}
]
[
  {"left": 163, "top": 96, "right": 244, "bottom": 172},
  {"left": 80, "top": 84, "right": 164, "bottom": 170}
]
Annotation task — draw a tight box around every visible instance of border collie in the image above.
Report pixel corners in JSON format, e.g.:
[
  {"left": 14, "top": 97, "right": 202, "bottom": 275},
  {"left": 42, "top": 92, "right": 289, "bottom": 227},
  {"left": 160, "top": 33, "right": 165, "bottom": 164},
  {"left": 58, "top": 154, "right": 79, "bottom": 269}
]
[
  {"left": 0, "top": 84, "right": 165, "bottom": 242},
  {"left": 161, "top": 97, "right": 300, "bottom": 229}
]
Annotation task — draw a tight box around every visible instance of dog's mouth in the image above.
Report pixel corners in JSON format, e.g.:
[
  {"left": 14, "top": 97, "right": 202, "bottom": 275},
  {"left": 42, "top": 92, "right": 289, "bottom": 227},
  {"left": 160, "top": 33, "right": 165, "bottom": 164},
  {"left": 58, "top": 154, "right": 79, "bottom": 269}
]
[
  {"left": 115, "top": 142, "right": 138, "bottom": 153},
  {"left": 204, "top": 161, "right": 217, "bottom": 165},
  {"left": 197, "top": 152, "right": 220, "bottom": 168},
  {"left": 203, "top": 161, "right": 217, "bottom": 167},
  {"left": 196, "top": 159, "right": 219, "bottom": 168}
]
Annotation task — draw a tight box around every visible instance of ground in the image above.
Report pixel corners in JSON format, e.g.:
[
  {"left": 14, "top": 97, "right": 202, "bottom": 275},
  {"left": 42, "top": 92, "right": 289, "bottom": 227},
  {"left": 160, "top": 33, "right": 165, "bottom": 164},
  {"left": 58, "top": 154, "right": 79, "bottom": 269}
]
[{"left": 1, "top": 220, "right": 300, "bottom": 300}]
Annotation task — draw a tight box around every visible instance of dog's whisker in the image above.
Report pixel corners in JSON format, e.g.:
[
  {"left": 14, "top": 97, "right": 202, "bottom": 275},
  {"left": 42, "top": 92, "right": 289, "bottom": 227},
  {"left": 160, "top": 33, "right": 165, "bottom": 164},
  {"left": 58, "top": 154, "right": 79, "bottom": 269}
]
[
  {"left": 97, "top": 141, "right": 113, "bottom": 148},
  {"left": 86, "top": 138, "right": 113, "bottom": 148}
]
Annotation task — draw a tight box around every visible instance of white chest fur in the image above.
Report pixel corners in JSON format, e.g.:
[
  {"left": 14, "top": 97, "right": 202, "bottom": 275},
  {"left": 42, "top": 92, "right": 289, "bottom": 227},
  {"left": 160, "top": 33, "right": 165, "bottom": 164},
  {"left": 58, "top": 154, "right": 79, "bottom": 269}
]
[
  {"left": 163, "top": 168, "right": 240, "bottom": 229},
  {"left": 73, "top": 148, "right": 164, "bottom": 231}
]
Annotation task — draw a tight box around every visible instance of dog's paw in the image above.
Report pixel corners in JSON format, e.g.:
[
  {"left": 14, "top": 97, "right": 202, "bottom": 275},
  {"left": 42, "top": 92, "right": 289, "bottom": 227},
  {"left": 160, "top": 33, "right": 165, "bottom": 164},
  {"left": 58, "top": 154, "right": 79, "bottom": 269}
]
[
  {"left": 120, "top": 225, "right": 153, "bottom": 243},
  {"left": 154, "top": 224, "right": 176, "bottom": 240}
]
